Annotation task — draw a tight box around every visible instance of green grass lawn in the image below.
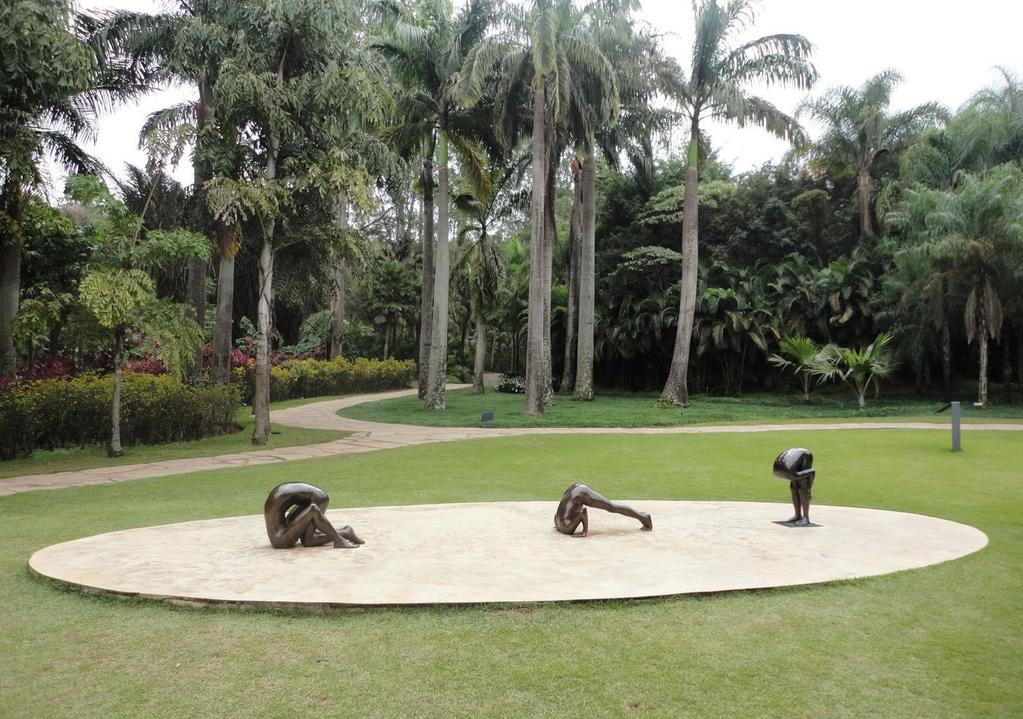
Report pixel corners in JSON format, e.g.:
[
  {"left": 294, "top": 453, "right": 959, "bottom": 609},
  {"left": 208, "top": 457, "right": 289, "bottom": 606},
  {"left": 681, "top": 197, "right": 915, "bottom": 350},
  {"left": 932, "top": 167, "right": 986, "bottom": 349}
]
[
  {"left": 0, "top": 397, "right": 350, "bottom": 478},
  {"left": 340, "top": 386, "right": 1023, "bottom": 428},
  {"left": 1, "top": 429, "right": 1020, "bottom": 717}
]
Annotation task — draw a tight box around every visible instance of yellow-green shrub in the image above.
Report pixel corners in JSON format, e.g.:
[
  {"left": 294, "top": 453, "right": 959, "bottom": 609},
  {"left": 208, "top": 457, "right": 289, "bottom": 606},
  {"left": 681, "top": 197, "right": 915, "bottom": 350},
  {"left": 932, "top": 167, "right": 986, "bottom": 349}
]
[
  {"left": 0, "top": 373, "right": 239, "bottom": 460},
  {"left": 232, "top": 357, "right": 416, "bottom": 404}
]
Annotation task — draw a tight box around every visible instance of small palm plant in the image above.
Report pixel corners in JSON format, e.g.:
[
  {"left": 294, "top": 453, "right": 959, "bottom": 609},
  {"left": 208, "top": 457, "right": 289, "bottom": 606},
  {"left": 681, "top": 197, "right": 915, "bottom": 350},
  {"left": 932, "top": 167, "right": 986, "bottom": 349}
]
[
  {"left": 811, "top": 333, "right": 897, "bottom": 409},
  {"left": 769, "top": 336, "right": 822, "bottom": 401}
]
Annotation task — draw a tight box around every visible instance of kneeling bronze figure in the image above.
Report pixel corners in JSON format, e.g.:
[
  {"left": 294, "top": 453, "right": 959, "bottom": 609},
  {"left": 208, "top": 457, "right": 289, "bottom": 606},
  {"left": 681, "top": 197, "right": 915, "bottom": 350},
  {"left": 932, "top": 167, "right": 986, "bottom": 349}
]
[
  {"left": 264, "top": 482, "right": 364, "bottom": 549},
  {"left": 773, "top": 448, "right": 816, "bottom": 526},
  {"left": 555, "top": 483, "right": 652, "bottom": 537}
]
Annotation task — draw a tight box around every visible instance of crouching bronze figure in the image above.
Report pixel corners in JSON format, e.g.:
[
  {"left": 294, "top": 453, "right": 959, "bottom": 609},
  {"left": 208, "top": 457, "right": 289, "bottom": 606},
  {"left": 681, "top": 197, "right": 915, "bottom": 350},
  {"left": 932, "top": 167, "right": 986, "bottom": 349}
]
[
  {"left": 264, "top": 482, "right": 364, "bottom": 548},
  {"left": 773, "top": 448, "right": 816, "bottom": 526},
  {"left": 555, "top": 483, "right": 652, "bottom": 537}
]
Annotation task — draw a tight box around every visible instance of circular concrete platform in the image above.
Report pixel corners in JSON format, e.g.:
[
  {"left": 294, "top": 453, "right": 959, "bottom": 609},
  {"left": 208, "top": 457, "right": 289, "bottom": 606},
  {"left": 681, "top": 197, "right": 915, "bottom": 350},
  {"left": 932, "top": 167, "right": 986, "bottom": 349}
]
[{"left": 29, "top": 501, "right": 987, "bottom": 606}]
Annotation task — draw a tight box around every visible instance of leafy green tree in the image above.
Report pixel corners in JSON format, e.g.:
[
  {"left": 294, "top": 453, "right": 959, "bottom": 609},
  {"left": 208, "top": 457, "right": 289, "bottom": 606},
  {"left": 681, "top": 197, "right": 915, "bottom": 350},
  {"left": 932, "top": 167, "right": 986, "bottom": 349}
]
[
  {"left": 453, "top": 165, "right": 512, "bottom": 393},
  {"left": 374, "top": 0, "right": 498, "bottom": 409},
  {"left": 67, "top": 176, "right": 210, "bottom": 455},
  {"left": 811, "top": 332, "right": 896, "bottom": 409},
  {"left": 95, "top": 0, "right": 240, "bottom": 378},
  {"left": 208, "top": 0, "right": 386, "bottom": 444},
  {"left": 657, "top": 0, "right": 815, "bottom": 407},
  {"left": 462, "top": 0, "right": 616, "bottom": 414},
  {"left": 888, "top": 165, "right": 1023, "bottom": 406},
  {"left": 769, "top": 336, "right": 822, "bottom": 401},
  {"left": 0, "top": 0, "right": 140, "bottom": 375},
  {"left": 366, "top": 258, "right": 419, "bottom": 359},
  {"left": 800, "top": 71, "right": 945, "bottom": 238}
]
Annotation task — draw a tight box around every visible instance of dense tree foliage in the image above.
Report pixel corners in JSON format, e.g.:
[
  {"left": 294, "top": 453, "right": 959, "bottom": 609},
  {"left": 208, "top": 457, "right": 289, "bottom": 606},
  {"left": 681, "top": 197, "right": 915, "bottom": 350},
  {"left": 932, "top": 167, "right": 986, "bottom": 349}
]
[{"left": 3, "top": 0, "right": 1023, "bottom": 418}]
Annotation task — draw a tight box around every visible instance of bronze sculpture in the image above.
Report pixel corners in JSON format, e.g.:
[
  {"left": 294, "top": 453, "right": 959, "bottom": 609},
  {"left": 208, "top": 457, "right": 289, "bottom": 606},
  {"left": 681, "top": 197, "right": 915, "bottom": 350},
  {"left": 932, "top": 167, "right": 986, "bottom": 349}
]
[
  {"left": 554, "top": 483, "right": 652, "bottom": 537},
  {"left": 264, "top": 482, "right": 364, "bottom": 548},
  {"left": 773, "top": 448, "right": 816, "bottom": 526}
]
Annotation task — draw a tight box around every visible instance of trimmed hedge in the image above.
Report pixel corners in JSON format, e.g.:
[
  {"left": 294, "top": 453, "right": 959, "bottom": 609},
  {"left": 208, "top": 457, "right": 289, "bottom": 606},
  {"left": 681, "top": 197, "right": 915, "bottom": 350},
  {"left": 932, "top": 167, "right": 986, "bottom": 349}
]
[
  {"left": 0, "top": 373, "right": 240, "bottom": 460},
  {"left": 232, "top": 357, "right": 416, "bottom": 404}
]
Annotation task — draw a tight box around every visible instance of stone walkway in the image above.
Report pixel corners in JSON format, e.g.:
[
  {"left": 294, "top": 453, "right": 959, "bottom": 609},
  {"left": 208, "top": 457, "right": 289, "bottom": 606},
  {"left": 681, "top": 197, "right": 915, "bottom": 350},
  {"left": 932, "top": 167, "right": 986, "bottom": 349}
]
[{"left": 4, "top": 385, "right": 1022, "bottom": 496}]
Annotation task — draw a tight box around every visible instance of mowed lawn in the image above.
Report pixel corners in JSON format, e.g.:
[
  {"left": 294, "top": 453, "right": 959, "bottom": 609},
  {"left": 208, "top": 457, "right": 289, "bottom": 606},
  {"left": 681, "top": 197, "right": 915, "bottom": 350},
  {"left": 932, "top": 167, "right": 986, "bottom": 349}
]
[
  {"left": 339, "top": 386, "right": 1023, "bottom": 428},
  {"left": 1, "top": 429, "right": 1021, "bottom": 718}
]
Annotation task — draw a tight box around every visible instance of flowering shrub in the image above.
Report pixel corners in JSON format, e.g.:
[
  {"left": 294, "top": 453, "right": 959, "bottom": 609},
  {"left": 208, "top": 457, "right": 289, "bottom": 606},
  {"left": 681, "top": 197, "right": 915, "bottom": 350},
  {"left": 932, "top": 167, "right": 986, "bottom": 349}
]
[
  {"left": 495, "top": 374, "right": 526, "bottom": 394},
  {"left": 0, "top": 373, "right": 239, "bottom": 460},
  {"left": 232, "top": 357, "right": 416, "bottom": 404}
]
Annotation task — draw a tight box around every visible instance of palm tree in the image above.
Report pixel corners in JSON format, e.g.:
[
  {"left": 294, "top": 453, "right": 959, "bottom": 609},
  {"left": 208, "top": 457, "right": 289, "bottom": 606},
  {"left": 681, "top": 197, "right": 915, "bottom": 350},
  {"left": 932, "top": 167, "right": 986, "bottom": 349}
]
[
  {"left": 811, "top": 333, "right": 896, "bottom": 409},
  {"left": 0, "top": 0, "right": 142, "bottom": 376},
  {"left": 99, "top": 0, "right": 246, "bottom": 379},
  {"left": 657, "top": 0, "right": 816, "bottom": 407},
  {"left": 374, "top": 0, "right": 498, "bottom": 410},
  {"left": 453, "top": 168, "right": 509, "bottom": 393},
  {"left": 887, "top": 165, "right": 1023, "bottom": 406},
  {"left": 461, "top": 0, "right": 616, "bottom": 415},
  {"left": 769, "top": 336, "right": 822, "bottom": 401},
  {"left": 800, "top": 70, "right": 945, "bottom": 238}
]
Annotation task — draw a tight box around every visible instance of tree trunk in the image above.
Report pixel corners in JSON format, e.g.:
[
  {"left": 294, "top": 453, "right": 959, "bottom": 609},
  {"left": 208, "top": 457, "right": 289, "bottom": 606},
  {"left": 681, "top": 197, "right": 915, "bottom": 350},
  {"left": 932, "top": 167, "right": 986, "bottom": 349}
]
[
  {"left": 0, "top": 236, "right": 20, "bottom": 378},
  {"left": 978, "top": 320, "right": 989, "bottom": 407},
  {"left": 187, "top": 74, "right": 216, "bottom": 380},
  {"left": 473, "top": 314, "right": 486, "bottom": 395},
  {"left": 211, "top": 221, "right": 238, "bottom": 384},
  {"left": 0, "top": 182, "right": 23, "bottom": 377},
  {"left": 418, "top": 156, "right": 435, "bottom": 399},
  {"left": 857, "top": 167, "right": 875, "bottom": 238},
  {"left": 523, "top": 84, "right": 548, "bottom": 416},
  {"left": 574, "top": 152, "right": 596, "bottom": 401},
  {"left": 941, "top": 322, "right": 952, "bottom": 402},
  {"left": 329, "top": 199, "right": 349, "bottom": 360},
  {"left": 252, "top": 125, "right": 280, "bottom": 445},
  {"left": 329, "top": 258, "right": 347, "bottom": 359},
  {"left": 424, "top": 131, "right": 450, "bottom": 409},
  {"left": 561, "top": 157, "right": 582, "bottom": 393},
  {"left": 108, "top": 327, "right": 125, "bottom": 457},
  {"left": 660, "top": 124, "right": 701, "bottom": 406},
  {"left": 383, "top": 320, "right": 391, "bottom": 360},
  {"left": 541, "top": 110, "right": 557, "bottom": 406},
  {"left": 1003, "top": 337, "right": 1012, "bottom": 404}
]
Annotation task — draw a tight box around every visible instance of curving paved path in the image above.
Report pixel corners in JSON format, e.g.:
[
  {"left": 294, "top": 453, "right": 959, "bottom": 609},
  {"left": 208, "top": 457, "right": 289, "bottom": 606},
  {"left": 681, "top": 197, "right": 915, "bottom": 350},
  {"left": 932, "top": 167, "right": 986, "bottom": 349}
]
[{"left": 3, "top": 385, "right": 1022, "bottom": 496}]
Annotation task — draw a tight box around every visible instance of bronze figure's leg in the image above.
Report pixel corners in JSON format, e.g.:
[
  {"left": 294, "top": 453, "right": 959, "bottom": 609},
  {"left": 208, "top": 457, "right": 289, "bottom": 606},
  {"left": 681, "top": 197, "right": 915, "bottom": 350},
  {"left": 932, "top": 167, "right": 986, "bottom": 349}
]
[
  {"left": 284, "top": 504, "right": 360, "bottom": 548},
  {"left": 793, "top": 477, "right": 813, "bottom": 526},
  {"left": 578, "top": 486, "right": 652, "bottom": 530},
  {"left": 785, "top": 480, "right": 802, "bottom": 524},
  {"left": 555, "top": 483, "right": 652, "bottom": 536}
]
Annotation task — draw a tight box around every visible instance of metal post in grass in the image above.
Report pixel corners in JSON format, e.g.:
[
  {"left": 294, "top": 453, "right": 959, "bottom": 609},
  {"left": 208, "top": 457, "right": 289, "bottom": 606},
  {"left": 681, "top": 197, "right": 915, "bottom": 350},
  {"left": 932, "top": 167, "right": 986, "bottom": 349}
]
[{"left": 951, "top": 401, "right": 961, "bottom": 451}]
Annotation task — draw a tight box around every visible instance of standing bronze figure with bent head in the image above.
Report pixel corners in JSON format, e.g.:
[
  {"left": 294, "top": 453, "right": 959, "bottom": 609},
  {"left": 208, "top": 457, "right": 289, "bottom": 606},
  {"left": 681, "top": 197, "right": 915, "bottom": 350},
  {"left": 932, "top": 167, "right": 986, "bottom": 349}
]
[{"left": 773, "top": 448, "right": 816, "bottom": 526}]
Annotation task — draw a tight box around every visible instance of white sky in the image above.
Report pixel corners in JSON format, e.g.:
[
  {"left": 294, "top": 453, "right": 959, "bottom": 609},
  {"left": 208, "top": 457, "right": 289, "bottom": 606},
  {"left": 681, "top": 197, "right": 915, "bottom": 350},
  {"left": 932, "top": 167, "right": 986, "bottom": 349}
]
[{"left": 59, "top": 0, "right": 1023, "bottom": 195}]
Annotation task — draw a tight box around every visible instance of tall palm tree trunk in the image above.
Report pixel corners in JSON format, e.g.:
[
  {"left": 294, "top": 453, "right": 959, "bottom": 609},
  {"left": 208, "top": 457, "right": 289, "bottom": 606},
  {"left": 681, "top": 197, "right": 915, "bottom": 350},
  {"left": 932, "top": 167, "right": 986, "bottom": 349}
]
[
  {"left": 0, "top": 182, "right": 22, "bottom": 377},
  {"left": 857, "top": 167, "right": 875, "bottom": 238},
  {"left": 108, "top": 326, "right": 125, "bottom": 457},
  {"left": 661, "top": 125, "right": 701, "bottom": 406},
  {"left": 978, "top": 325, "right": 989, "bottom": 407},
  {"left": 574, "top": 151, "right": 596, "bottom": 401},
  {"left": 541, "top": 110, "right": 556, "bottom": 406},
  {"left": 211, "top": 221, "right": 238, "bottom": 383},
  {"left": 418, "top": 157, "right": 435, "bottom": 399},
  {"left": 186, "top": 75, "right": 215, "bottom": 380},
  {"left": 252, "top": 131, "right": 280, "bottom": 446},
  {"left": 940, "top": 322, "right": 952, "bottom": 402},
  {"left": 425, "top": 132, "right": 450, "bottom": 409},
  {"left": 523, "top": 85, "right": 548, "bottom": 416},
  {"left": 473, "top": 313, "right": 486, "bottom": 394},
  {"left": 561, "top": 158, "right": 582, "bottom": 393}
]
